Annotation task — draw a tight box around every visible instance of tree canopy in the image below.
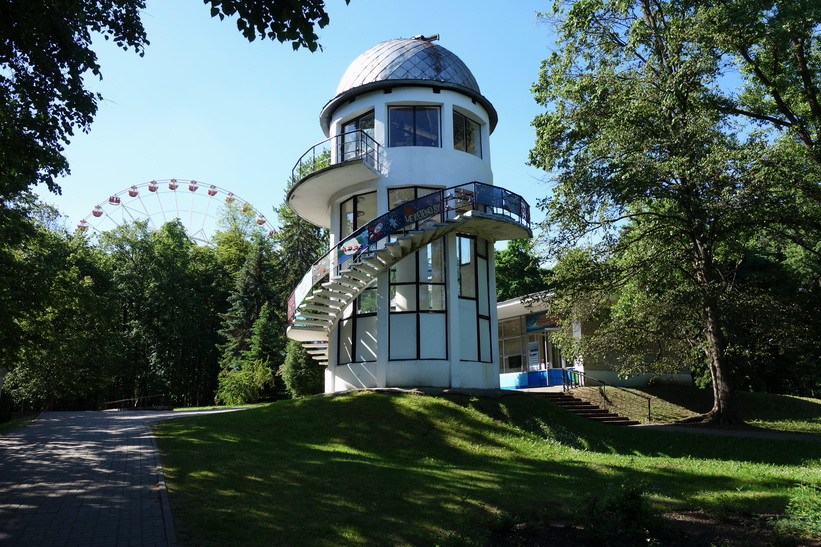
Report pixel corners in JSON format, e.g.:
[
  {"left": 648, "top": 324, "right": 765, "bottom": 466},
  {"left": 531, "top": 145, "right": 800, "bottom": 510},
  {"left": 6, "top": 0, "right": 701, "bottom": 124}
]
[
  {"left": 531, "top": 0, "right": 821, "bottom": 423},
  {"left": 0, "top": 0, "right": 348, "bottom": 200}
]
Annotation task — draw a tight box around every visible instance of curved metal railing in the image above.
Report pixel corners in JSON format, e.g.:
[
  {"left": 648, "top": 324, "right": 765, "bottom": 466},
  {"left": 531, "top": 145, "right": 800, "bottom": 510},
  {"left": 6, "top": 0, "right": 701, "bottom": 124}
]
[
  {"left": 287, "top": 181, "right": 530, "bottom": 323},
  {"left": 291, "top": 129, "right": 381, "bottom": 182}
]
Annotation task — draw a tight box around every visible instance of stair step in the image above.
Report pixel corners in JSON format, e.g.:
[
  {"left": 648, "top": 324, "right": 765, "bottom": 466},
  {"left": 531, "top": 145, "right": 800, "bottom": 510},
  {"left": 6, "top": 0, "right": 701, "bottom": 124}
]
[
  {"left": 321, "top": 281, "right": 357, "bottom": 295},
  {"left": 304, "top": 296, "right": 344, "bottom": 309},
  {"left": 295, "top": 311, "right": 334, "bottom": 322},
  {"left": 538, "top": 392, "right": 639, "bottom": 426},
  {"left": 343, "top": 269, "right": 375, "bottom": 283}
]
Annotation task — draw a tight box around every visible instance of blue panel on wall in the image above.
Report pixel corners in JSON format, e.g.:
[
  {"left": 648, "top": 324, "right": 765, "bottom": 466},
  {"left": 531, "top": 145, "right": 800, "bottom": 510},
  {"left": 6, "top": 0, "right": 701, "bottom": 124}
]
[
  {"left": 527, "top": 371, "right": 547, "bottom": 387},
  {"left": 500, "top": 372, "right": 528, "bottom": 389},
  {"left": 547, "top": 369, "right": 562, "bottom": 385}
]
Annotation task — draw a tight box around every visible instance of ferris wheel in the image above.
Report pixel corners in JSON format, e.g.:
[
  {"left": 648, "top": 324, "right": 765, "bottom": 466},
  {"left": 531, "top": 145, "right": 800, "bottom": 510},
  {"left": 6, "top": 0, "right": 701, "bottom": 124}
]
[{"left": 76, "top": 179, "right": 275, "bottom": 245}]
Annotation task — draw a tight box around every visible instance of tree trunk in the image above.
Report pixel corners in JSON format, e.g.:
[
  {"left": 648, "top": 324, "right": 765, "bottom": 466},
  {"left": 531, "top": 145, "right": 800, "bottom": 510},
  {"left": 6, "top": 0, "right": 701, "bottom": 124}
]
[
  {"left": 686, "top": 231, "right": 742, "bottom": 425},
  {"left": 702, "top": 298, "right": 741, "bottom": 425}
]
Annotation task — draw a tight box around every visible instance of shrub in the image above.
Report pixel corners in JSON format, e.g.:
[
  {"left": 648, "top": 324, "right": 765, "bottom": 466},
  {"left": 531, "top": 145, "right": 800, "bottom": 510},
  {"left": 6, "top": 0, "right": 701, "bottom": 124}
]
[
  {"left": 214, "top": 359, "right": 274, "bottom": 406},
  {"left": 279, "top": 340, "right": 323, "bottom": 398},
  {"left": 581, "top": 483, "right": 656, "bottom": 543},
  {"left": 774, "top": 483, "right": 821, "bottom": 540}
]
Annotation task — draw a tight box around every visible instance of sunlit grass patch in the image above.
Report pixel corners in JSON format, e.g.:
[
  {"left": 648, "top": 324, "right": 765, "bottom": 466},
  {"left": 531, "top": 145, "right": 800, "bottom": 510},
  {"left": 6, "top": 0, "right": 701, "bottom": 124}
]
[{"left": 155, "top": 391, "right": 821, "bottom": 545}]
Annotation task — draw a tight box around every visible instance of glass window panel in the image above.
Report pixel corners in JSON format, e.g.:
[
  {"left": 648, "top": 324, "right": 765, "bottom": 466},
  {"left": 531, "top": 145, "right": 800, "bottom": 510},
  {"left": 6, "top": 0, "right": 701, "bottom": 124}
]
[
  {"left": 416, "top": 107, "right": 440, "bottom": 147},
  {"left": 355, "top": 316, "right": 378, "bottom": 361},
  {"left": 479, "top": 317, "right": 491, "bottom": 362},
  {"left": 390, "top": 253, "right": 416, "bottom": 283},
  {"left": 419, "top": 314, "right": 447, "bottom": 359},
  {"left": 466, "top": 117, "right": 480, "bottom": 157},
  {"left": 453, "top": 111, "right": 466, "bottom": 152},
  {"left": 340, "top": 198, "right": 354, "bottom": 238},
  {"left": 357, "top": 288, "right": 378, "bottom": 315},
  {"left": 459, "top": 299, "right": 478, "bottom": 361},
  {"left": 506, "top": 355, "right": 523, "bottom": 371},
  {"left": 419, "top": 284, "right": 446, "bottom": 311},
  {"left": 419, "top": 240, "right": 445, "bottom": 282},
  {"left": 503, "top": 338, "right": 522, "bottom": 356},
  {"left": 390, "top": 314, "right": 417, "bottom": 360},
  {"left": 389, "top": 107, "right": 414, "bottom": 147},
  {"left": 389, "top": 187, "right": 415, "bottom": 209},
  {"left": 478, "top": 256, "right": 489, "bottom": 316},
  {"left": 356, "top": 193, "right": 377, "bottom": 230},
  {"left": 338, "top": 317, "right": 353, "bottom": 365},
  {"left": 458, "top": 236, "right": 476, "bottom": 298},
  {"left": 390, "top": 285, "right": 417, "bottom": 312},
  {"left": 501, "top": 319, "right": 522, "bottom": 337}
]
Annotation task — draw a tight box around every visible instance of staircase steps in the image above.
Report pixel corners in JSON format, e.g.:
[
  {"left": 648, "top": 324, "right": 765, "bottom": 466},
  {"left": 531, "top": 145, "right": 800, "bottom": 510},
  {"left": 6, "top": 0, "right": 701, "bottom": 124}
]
[
  {"left": 535, "top": 392, "right": 640, "bottom": 426},
  {"left": 287, "top": 216, "right": 476, "bottom": 364}
]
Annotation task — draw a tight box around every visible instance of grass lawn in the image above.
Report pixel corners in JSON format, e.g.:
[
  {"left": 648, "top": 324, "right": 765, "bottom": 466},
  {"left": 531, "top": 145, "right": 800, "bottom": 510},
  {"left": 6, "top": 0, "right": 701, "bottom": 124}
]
[{"left": 155, "top": 391, "right": 821, "bottom": 546}]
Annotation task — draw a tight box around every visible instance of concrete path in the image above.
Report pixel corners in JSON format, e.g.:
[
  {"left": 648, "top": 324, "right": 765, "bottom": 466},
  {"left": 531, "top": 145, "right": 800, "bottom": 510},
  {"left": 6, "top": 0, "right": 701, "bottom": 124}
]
[{"left": 0, "top": 409, "right": 240, "bottom": 547}]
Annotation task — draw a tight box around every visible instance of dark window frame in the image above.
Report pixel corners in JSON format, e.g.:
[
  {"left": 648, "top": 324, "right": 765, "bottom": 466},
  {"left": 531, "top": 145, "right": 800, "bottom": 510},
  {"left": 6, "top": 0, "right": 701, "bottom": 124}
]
[
  {"left": 453, "top": 110, "right": 482, "bottom": 158},
  {"left": 388, "top": 105, "right": 441, "bottom": 148}
]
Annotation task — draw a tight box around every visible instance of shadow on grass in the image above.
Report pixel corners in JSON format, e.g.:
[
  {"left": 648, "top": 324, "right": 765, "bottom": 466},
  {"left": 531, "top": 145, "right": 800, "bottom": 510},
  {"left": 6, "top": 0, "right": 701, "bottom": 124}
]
[{"left": 155, "top": 391, "right": 815, "bottom": 546}]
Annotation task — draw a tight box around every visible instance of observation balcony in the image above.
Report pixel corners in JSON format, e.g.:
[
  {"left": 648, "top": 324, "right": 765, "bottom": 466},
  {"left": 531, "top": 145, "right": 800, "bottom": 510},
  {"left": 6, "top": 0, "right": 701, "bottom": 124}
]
[{"left": 288, "top": 130, "right": 382, "bottom": 228}]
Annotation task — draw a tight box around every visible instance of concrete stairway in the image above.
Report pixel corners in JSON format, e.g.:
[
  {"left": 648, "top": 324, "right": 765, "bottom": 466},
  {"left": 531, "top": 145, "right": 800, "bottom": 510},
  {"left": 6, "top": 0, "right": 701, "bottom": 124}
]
[
  {"left": 535, "top": 392, "right": 640, "bottom": 426},
  {"left": 288, "top": 216, "right": 476, "bottom": 365}
]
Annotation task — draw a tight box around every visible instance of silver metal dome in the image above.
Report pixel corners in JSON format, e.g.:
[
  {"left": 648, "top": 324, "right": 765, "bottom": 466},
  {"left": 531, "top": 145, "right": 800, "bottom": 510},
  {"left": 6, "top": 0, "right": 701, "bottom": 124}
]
[
  {"left": 335, "top": 38, "right": 481, "bottom": 96},
  {"left": 320, "top": 37, "right": 497, "bottom": 134}
]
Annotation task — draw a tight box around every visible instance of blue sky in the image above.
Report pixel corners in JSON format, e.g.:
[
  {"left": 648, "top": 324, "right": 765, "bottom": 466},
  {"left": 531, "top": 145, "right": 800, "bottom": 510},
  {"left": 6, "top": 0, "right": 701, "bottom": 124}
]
[{"left": 48, "top": 0, "right": 555, "bottom": 237}]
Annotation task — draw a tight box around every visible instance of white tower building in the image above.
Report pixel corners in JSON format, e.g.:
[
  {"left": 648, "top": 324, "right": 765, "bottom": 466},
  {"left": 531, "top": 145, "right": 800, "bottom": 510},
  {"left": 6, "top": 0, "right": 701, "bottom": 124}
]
[{"left": 286, "top": 36, "right": 531, "bottom": 393}]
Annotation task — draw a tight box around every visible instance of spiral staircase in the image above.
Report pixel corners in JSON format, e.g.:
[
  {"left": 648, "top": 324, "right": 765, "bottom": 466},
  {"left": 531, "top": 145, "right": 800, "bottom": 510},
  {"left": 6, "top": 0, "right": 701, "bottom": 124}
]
[{"left": 286, "top": 183, "right": 531, "bottom": 364}]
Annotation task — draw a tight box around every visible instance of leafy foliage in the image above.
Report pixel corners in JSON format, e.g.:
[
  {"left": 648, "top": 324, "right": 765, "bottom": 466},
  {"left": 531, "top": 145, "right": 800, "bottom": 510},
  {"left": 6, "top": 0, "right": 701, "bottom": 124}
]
[
  {"left": 280, "top": 339, "right": 323, "bottom": 398},
  {"left": 204, "top": 0, "right": 351, "bottom": 52},
  {"left": 495, "top": 239, "right": 550, "bottom": 301},
  {"left": 531, "top": 0, "right": 821, "bottom": 423},
  {"left": 0, "top": 0, "right": 147, "bottom": 198},
  {"left": 0, "top": 0, "right": 346, "bottom": 201}
]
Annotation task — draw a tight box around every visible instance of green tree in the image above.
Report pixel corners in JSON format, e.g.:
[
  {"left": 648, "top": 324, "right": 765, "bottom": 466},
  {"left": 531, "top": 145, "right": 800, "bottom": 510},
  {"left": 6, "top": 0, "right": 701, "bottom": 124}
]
[
  {"left": 280, "top": 339, "right": 323, "bottom": 398},
  {"left": 100, "top": 220, "right": 229, "bottom": 406},
  {"left": 218, "top": 239, "right": 275, "bottom": 368},
  {"left": 215, "top": 302, "right": 284, "bottom": 405},
  {"left": 530, "top": 0, "right": 819, "bottom": 424},
  {"left": 0, "top": 0, "right": 348, "bottom": 200},
  {"left": 4, "top": 224, "right": 118, "bottom": 410},
  {"left": 495, "top": 239, "right": 550, "bottom": 301}
]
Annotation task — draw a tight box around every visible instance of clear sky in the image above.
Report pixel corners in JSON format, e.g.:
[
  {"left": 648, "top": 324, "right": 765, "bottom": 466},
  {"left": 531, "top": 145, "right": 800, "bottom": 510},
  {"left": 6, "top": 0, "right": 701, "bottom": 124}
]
[{"left": 47, "top": 0, "right": 555, "bottom": 237}]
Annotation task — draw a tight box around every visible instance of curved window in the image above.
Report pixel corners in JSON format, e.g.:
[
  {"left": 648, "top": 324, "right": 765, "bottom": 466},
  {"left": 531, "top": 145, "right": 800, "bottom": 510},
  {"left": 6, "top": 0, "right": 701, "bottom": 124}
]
[
  {"left": 340, "top": 110, "right": 375, "bottom": 162},
  {"left": 389, "top": 106, "right": 440, "bottom": 148},
  {"left": 453, "top": 111, "right": 481, "bottom": 157}
]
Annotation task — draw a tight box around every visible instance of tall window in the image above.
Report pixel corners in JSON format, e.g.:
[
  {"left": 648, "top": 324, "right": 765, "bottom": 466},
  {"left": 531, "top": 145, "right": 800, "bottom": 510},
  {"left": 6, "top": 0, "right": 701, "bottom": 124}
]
[
  {"left": 341, "top": 110, "right": 375, "bottom": 162},
  {"left": 457, "top": 235, "right": 492, "bottom": 363},
  {"left": 389, "top": 106, "right": 440, "bottom": 147},
  {"left": 388, "top": 187, "right": 447, "bottom": 360},
  {"left": 338, "top": 191, "right": 378, "bottom": 365},
  {"left": 453, "top": 111, "right": 481, "bottom": 157},
  {"left": 340, "top": 191, "right": 376, "bottom": 238}
]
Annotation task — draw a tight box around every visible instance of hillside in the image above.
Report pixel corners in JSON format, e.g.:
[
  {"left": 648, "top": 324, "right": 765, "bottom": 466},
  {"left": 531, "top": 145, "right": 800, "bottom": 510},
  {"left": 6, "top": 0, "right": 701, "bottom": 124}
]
[{"left": 154, "top": 390, "right": 821, "bottom": 546}]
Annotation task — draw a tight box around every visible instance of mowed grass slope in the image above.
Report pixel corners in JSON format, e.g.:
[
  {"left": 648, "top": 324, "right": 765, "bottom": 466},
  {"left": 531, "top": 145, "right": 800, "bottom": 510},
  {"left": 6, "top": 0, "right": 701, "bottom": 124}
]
[{"left": 154, "top": 391, "right": 821, "bottom": 546}]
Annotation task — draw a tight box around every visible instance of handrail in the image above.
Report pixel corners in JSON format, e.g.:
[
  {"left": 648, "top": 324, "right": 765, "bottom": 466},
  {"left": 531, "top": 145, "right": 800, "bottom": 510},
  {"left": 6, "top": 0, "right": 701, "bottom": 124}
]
[
  {"left": 562, "top": 369, "right": 652, "bottom": 422},
  {"left": 104, "top": 394, "right": 167, "bottom": 410},
  {"left": 291, "top": 129, "right": 381, "bottom": 182},
  {"left": 287, "top": 181, "right": 530, "bottom": 324}
]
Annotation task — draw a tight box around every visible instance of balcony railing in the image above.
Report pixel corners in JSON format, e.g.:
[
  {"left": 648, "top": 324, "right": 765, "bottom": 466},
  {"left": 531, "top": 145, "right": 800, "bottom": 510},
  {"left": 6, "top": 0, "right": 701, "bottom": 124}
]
[
  {"left": 287, "top": 181, "right": 531, "bottom": 324},
  {"left": 291, "top": 130, "right": 381, "bottom": 182}
]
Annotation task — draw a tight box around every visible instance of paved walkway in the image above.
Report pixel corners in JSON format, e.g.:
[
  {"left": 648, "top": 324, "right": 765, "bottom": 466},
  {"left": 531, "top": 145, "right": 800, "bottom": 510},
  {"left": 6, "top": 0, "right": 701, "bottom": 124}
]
[{"left": 0, "top": 409, "right": 240, "bottom": 547}]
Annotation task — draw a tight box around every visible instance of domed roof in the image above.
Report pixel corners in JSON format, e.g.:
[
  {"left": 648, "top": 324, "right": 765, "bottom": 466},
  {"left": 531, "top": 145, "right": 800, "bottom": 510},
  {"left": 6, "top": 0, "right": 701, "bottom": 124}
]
[
  {"left": 336, "top": 37, "right": 481, "bottom": 95},
  {"left": 320, "top": 37, "right": 497, "bottom": 134}
]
